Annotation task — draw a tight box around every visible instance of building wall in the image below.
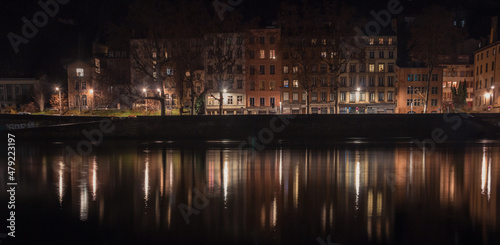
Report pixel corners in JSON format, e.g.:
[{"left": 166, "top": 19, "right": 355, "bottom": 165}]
[
  {"left": 0, "top": 78, "right": 39, "bottom": 109},
  {"left": 245, "top": 29, "right": 282, "bottom": 114},
  {"left": 441, "top": 64, "right": 474, "bottom": 112},
  {"left": 338, "top": 36, "right": 398, "bottom": 114},
  {"left": 473, "top": 41, "right": 500, "bottom": 112},
  {"left": 67, "top": 61, "right": 94, "bottom": 110},
  {"left": 397, "top": 67, "right": 443, "bottom": 113},
  {"left": 204, "top": 33, "right": 246, "bottom": 115}
]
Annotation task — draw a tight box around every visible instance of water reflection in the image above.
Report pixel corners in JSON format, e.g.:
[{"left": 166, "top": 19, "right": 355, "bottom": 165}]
[{"left": 5, "top": 142, "right": 500, "bottom": 244}]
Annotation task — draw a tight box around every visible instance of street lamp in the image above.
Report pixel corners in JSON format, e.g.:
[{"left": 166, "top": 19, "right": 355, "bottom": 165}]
[
  {"left": 89, "top": 89, "right": 94, "bottom": 110},
  {"left": 56, "top": 87, "right": 62, "bottom": 116},
  {"left": 143, "top": 88, "right": 147, "bottom": 114}
]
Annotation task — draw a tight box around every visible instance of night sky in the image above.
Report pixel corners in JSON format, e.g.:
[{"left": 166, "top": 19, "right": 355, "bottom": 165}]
[{"left": 0, "top": 0, "right": 499, "bottom": 80}]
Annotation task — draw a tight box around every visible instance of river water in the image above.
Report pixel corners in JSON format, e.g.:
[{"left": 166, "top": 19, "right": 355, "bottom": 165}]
[{"left": 2, "top": 140, "right": 499, "bottom": 245}]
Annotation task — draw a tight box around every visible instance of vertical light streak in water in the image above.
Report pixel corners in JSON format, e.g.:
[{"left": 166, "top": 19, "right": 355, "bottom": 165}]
[
  {"left": 271, "top": 195, "right": 277, "bottom": 229},
  {"left": 58, "top": 161, "right": 64, "bottom": 206},
  {"left": 293, "top": 164, "right": 299, "bottom": 209},
  {"left": 488, "top": 155, "right": 491, "bottom": 201},
  {"left": 223, "top": 161, "right": 229, "bottom": 207},
  {"left": 481, "top": 147, "right": 487, "bottom": 196},
  {"left": 422, "top": 147, "right": 426, "bottom": 184},
  {"left": 321, "top": 203, "right": 326, "bottom": 232},
  {"left": 92, "top": 157, "right": 97, "bottom": 201},
  {"left": 355, "top": 161, "right": 360, "bottom": 210},
  {"left": 279, "top": 147, "right": 283, "bottom": 187},
  {"left": 160, "top": 157, "right": 164, "bottom": 198},
  {"left": 80, "top": 185, "right": 89, "bottom": 221},
  {"left": 144, "top": 154, "right": 150, "bottom": 206}
]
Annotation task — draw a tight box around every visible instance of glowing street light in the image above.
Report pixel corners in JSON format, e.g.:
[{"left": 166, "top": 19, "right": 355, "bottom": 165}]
[{"left": 55, "top": 87, "right": 62, "bottom": 116}]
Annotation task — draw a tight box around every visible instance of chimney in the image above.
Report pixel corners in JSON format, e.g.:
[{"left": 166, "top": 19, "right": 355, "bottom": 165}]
[{"left": 490, "top": 16, "right": 498, "bottom": 44}]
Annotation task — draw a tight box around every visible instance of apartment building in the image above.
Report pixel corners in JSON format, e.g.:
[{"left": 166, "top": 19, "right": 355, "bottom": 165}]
[
  {"left": 473, "top": 41, "right": 500, "bottom": 112},
  {"left": 397, "top": 66, "right": 444, "bottom": 113},
  {"left": 204, "top": 33, "right": 246, "bottom": 115},
  {"left": 245, "top": 28, "right": 282, "bottom": 114},
  {"left": 441, "top": 62, "right": 474, "bottom": 112},
  {"left": 338, "top": 35, "right": 398, "bottom": 114}
]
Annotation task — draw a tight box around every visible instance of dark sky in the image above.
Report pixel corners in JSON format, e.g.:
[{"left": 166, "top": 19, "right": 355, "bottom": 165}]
[{"left": 0, "top": 0, "right": 499, "bottom": 79}]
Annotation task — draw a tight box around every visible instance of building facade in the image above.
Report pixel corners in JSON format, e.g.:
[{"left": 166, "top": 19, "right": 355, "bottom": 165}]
[
  {"left": 0, "top": 78, "right": 39, "bottom": 109},
  {"left": 338, "top": 35, "right": 398, "bottom": 114},
  {"left": 473, "top": 40, "right": 500, "bottom": 112},
  {"left": 396, "top": 66, "right": 444, "bottom": 113},
  {"left": 245, "top": 28, "right": 282, "bottom": 114},
  {"left": 66, "top": 61, "right": 95, "bottom": 110},
  {"left": 441, "top": 63, "right": 475, "bottom": 112},
  {"left": 204, "top": 33, "right": 246, "bottom": 115}
]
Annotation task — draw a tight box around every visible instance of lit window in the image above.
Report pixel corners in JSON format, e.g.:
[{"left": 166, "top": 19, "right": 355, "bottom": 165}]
[
  {"left": 293, "top": 80, "right": 299, "bottom": 88},
  {"left": 292, "top": 66, "right": 298, "bottom": 74},
  {"left": 260, "top": 50, "right": 265, "bottom": 59},
  {"left": 284, "top": 79, "right": 289, "bottom": 88},
  {"left": 152, "top": 52, "right": 157, "bottom": 59},
  {"left": 369, "top": 64, "right": 375, "bottom": 72},
  {"left": 283, "top": 66, "right": 289, "bottom": 74},
  {"left": 237, "top": 96, "right": 242, "bottom": 105},
  {"left": 379, "top": 38, "right": 384, "bottom": 44},
  {"left": 369, "top": 38, "right": 374, "bottom": 45},
  {"left": 269, "top": 50, "right": 276, "bottom": 59},
  {"left": 388, "top": 38, "right": 393, "bottom": 45},
  {"left": 378, "top": 64, "right": 385, "bottom": 72},
  {"left": 311, "top": 39, "right": 317, "bottom": 45},
  {"left": 76, "top": 68, "right": 84, "bottom": 77},
  {"left": 321, "top": 51, "right": 327, "bottom": 58}
]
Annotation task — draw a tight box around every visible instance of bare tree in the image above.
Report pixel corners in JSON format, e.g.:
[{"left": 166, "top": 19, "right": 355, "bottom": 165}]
[
  {"left": 408, "top": 5, "right": 465, "bottom": 113},
  {"left": 205, "top": 33, "right": 245, "bottom": 115},
  {"left": 280, "top": 0, "right": 361, "bottom": 114},
  {"left": 32, "top": 75, "right": 51, "bottom": 112}
]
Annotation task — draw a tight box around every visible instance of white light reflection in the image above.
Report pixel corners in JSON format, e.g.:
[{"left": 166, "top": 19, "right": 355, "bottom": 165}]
[
  {"left": 355, "top": 161, "right": 360, "bottom": 210},
  {"left": 481, "top": 148, "right": 487, "bottom": 196},
  {"left": 58, "top": 161, "right": 64, "bottom": 206},
  {"left": 488, "top": 156, "right": 491, "bottom": 201},
  {"left": 223, "top": 161, "right": 229, "bottom": 207},
  {"left": 144, "top": 154, "right": 150, "bottom": 206},
  {"left": 92, "top": 157, "right": 98, "bottom": 201}
]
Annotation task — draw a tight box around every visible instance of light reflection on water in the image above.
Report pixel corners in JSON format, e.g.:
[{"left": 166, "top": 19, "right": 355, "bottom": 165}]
[{"left": 5, "top": 141, "right": 500, "bottom": 245}]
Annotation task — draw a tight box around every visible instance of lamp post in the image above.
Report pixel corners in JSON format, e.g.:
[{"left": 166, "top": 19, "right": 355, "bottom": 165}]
[
  {"left": 56, "top": 87, "right": 62, "bottom": 116},
  {"left": 89, "top": 89, "right": 94, "bottom": 110},
  {"left": 143, "top": 88, "right": 147, "bottom": 114}
]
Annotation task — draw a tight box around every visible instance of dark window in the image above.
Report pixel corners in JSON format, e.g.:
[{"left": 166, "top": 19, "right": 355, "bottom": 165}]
[
  {"left": 260, "top": 65, "right": 265, "bottom": 75},
  {"left": 270, "top": 65, "right": 275, "bottom": 75}
]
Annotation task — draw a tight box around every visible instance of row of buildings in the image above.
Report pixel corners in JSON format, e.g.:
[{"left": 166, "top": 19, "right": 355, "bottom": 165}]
[{"left": 3, "top": 18, "right": 499, "bottom": 114}]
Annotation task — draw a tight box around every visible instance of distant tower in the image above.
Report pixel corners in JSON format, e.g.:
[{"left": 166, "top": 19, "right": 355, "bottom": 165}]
[{"left": 490, "top": 16, "right": 498, "bottom": 44}]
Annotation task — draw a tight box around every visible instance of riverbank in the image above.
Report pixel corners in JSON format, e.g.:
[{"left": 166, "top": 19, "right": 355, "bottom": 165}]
[{"left": 2, "top": 113, "right": 500, "bottom": 141}]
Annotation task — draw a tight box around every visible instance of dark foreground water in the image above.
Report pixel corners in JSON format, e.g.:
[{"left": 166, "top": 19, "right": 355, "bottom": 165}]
[{"left": 1, "top": 140, "right": 500, "bottom": 245}]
